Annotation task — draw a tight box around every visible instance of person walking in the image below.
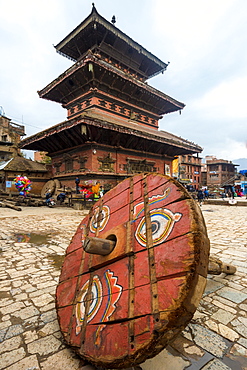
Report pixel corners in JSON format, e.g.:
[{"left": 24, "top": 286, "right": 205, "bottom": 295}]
[{"left": 197, "top": 188, "right": 204, "bottom": 206}]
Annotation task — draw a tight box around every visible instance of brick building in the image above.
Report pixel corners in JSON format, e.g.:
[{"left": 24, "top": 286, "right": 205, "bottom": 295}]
[
  {"left": 20, "top": 5, "right": 202, "bottom": 191},
  {"left": 0, "top": 113, "right": 25, "bottom": 161},
  {"left": 0, "top": 112, "right": 50, "bottom": 194},
  {"left": 205, "top": 156, "right": 239, "bottom": 190},
  {"left": 172, "top": 154, "right": 202, "bottom": 190}
]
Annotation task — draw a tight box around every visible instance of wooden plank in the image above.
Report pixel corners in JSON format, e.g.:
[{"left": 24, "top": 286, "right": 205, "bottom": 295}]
[
  {"left": 143, "top": 175, "right": 159, "bottom": 323},
  {"left": 128, "top": 176, "right": 135, "bottom": 350}
]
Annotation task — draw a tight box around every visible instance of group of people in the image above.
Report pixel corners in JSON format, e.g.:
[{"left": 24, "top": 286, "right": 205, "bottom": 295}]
[
  {"left": 44, "top": 177, "right": 108, "bottom": 207},
  {"left": 196, "top": 186, "right": 245, "bottom": 206},
  {"left": 221, "top": 188, "right": 244, "bottom": 199},
  {"left": 75, "top": 177, "right": 105, "bottom": 199}
]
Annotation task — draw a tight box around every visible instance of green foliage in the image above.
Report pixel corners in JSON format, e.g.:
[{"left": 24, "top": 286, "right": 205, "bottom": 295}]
[{"left": 39, "top": 152, "right": 52, "bottom": 164}]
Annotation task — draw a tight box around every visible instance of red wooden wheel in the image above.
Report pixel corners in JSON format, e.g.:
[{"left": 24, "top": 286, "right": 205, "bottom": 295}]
[{"left": 56, "top": 174, "right": 210, "bottom": 368}]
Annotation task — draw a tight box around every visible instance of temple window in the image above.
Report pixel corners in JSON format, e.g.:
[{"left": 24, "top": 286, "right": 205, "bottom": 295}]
[
  {"left": 64, "top": 156, "right": 73, "bottom": 172},
  {"left": 98, "top": 153, "right": 115, "bottom": 172},
  {"left": 65, "top": 160, "right": 73, "bottom": 172},
  {"left": 124, "top": 159, "right": 156, "bottom": 174},
  {"left": 54, "top": 162, "right": 61, "bottom": 174},
  {"left": 78, "top": 156, "right": 88, "bottom": 170}
]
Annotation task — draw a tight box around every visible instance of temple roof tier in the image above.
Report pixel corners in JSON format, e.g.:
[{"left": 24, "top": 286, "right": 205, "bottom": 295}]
[
  {"left": 38, "top": 54, "right": 185, "bottom": 117},
  {"left": 20, "top": 111, "right": 202, "bottom": 157},
  {"left": 54, "top": 4, "right": 168, "bottom": 81}
]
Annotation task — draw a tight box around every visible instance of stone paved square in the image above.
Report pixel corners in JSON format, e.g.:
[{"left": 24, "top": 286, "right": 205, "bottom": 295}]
[{"left": 0, "top": 204, "right": 247, "bottom": 369}]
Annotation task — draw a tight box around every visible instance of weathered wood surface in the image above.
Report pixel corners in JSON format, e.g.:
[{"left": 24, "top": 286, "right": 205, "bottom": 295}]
[
  {"left": 0, "top": 199, "right": 22, "bottom": 211},
  {"left": 208, "top": 256, "right": 236, "bottom": 275},
  {"left": 56, "top": 174, "right": 210, "bottom": 368},
  {"left": 41, "top": 180, "right": 56, "bottom": 198},
  {"left": 0, "top": 196, "right": 43, "bottom": 208}
]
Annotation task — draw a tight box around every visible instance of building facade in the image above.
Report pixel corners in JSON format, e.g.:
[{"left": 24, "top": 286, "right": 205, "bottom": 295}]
[
  {"left": 0, "top": 156, "right": 50, "bottom": 195},
  {"left": 173, "top": 154, "right": 202, "bottom": 190},
  {"left": 206, "top": 156, "right": 238, "bottom": 190},
  {"left": 0, "top": 112, "right": 51, "bottom": 194},
  {"left": 21, "top": 5, "right": 202, "bottom": 191},
  {"left": 0, "top": 113, "right": 25, "bottom": 161}
]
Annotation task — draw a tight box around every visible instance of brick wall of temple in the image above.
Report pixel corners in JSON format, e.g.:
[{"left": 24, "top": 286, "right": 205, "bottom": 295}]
[{"left": 50, "top": 144, "right": 172, "bottom": 190}]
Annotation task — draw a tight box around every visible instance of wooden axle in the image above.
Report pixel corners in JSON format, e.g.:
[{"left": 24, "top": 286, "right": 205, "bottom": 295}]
[{"left": 83, "top": 236, "right": 116, "bottom": 255}]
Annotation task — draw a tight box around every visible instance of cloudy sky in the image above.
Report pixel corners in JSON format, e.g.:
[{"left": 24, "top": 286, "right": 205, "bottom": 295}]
[{"left": 0, "top": 0, "right": 246, "bottom": 162}]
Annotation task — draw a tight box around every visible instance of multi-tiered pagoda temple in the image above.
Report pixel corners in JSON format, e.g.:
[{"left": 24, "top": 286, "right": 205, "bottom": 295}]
[{"left": 21, "top": 5, "right": 202, "bottom": 191}]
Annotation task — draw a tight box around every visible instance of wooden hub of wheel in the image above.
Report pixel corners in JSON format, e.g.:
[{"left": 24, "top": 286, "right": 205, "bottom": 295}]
[{"left": 56, "top": 174, "right": 210, "bottom": 368}]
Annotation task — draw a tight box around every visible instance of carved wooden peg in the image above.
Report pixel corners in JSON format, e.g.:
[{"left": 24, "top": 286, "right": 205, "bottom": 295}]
[
  {"left": 208, "top": 256, "right": 236, "bottom": 275},
  {"left": 83, "top": 236, "right": 116, "bottom": 255}
]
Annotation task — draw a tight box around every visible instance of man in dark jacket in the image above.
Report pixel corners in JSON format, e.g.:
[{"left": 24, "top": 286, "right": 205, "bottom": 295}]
[
  {"left": 75, "top": 177, "right": 80, "bottom": 194},
  {"left": 197, "top": 189, "right": 204, "bottom": 206}
]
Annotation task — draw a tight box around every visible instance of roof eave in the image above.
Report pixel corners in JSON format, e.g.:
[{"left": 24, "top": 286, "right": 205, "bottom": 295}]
[
  {"left": 37, "top": 57, "right": 185, "bottom": 113},
  {"left": 54, "top": 7, "right": 167, "bottom": 72},
  {"left": 20, "top": 115, "right": 201, "bottom": 154}
]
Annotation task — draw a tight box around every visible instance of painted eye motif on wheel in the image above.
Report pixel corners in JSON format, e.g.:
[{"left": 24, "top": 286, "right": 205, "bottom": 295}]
[
  {"left": 75, "top": 270, "right": 122, "bottom": 346},
  {"left": 90, "top": 205, "right": 110, "bottom": 233},
  {"left": 135, "top": 208, "right": 182, "bottom": 247},
  {"left": 76, "top": 275, "right": 103, "bottom": 335}
]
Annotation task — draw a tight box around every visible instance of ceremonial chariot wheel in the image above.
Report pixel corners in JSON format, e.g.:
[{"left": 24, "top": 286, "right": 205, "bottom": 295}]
[{"left": 56, "top": 173, "right": 210, "bottom": 369}]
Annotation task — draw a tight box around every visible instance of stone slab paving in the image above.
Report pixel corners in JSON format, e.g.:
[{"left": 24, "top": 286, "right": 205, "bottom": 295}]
[{"left": 0, "top": 204, "right": 247, "bottom": 369}]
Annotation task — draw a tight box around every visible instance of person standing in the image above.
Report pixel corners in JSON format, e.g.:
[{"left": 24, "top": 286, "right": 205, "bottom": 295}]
[{"left": 75, "top": 177, "right": 80, "bottom": 194}]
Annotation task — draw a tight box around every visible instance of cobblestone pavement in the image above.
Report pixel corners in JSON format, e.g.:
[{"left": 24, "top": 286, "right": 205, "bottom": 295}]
[{"left": 0, "top": 204, "right": 247, "bottom": 369}]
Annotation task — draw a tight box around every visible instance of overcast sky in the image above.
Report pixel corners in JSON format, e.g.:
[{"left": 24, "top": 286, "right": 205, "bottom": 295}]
[{"left": 0, "top": 0, "right": 246, "bottom": 162}]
